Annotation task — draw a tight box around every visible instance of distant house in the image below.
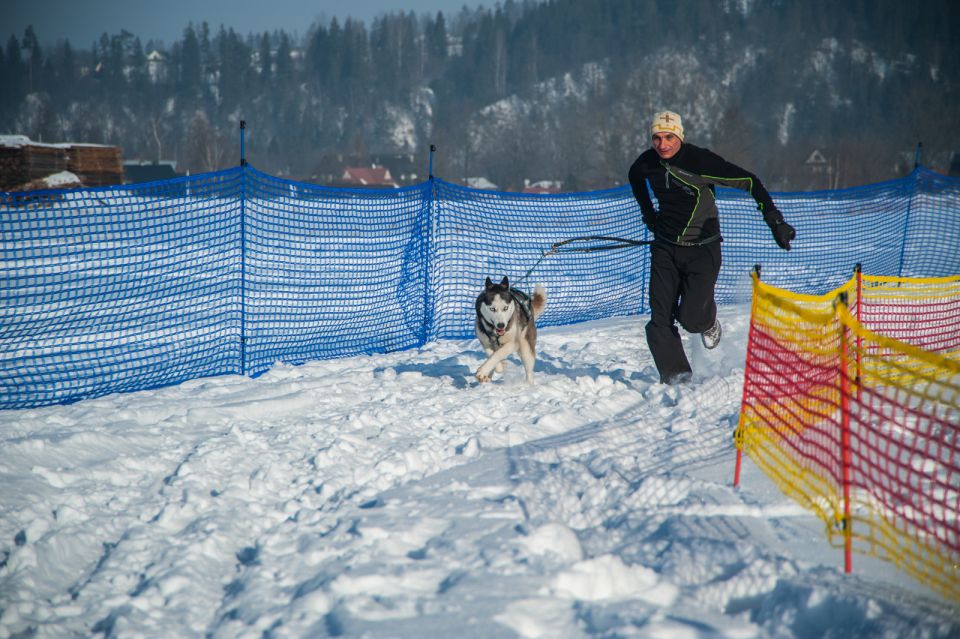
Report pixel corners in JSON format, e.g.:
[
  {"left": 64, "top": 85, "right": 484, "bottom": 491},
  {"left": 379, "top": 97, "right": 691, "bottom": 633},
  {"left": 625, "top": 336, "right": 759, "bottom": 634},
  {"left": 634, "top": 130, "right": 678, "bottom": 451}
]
[
  {"left": 803, "top": 149, "right": 836, "bottom": 190},
  {"left": 312, "top": 153, "right": 420, "bottom": 187},
  {"left": 917, "top": 149, "right": 960, "bottom": 175},
  {"left": 804, "top": 149, "right": 829, "bottom": 173},
  {"left": 146, "top": 50, "right": 167, "bottom": 83},
  {"left": 522, "top": 179, "right": 563, "bottom": 194},
  {"left": 124, "top": 160, "right": 179, "bottom": 184},
  {"left": 446, "top": 34, "right": 463, "bottom": 57},
  {"left": 340, "top": 166, "right": 399, "bottom": 188}
]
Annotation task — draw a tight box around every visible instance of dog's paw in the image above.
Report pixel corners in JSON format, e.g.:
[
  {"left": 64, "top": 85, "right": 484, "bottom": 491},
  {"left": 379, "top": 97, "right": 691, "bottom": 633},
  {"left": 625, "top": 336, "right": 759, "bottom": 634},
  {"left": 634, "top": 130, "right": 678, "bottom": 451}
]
[{"left": 475, "top": 372, "right": 491, "bottom": 383}]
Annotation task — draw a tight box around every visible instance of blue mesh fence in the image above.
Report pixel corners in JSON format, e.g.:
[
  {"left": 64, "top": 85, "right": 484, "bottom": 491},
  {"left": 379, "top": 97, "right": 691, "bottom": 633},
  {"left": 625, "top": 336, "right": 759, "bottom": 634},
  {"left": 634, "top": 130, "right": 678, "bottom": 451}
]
[
  {"left": 242, "top": 168, "right": 432, "bottom": 374},
  {"left": 716, "top": 173, "right": 918, "bottom": 302},
  {"left": 902, "top": 170, "right": 960, "bottom": 277},
  {"left": 428, "top": 179, "right": 649, "bottom": 340},
  {"left": 2, "top": 166, "right": 958, "bottom": 408},
  {"left": 2, "top": 169, "right": 243, "bottom": 409}
]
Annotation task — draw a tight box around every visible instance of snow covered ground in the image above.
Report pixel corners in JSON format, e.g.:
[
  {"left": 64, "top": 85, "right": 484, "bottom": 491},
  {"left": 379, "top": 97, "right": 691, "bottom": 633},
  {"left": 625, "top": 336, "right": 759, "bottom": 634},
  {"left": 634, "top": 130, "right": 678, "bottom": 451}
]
[{"left": 1, "top": 306, "right": 957, "bottom": 638}]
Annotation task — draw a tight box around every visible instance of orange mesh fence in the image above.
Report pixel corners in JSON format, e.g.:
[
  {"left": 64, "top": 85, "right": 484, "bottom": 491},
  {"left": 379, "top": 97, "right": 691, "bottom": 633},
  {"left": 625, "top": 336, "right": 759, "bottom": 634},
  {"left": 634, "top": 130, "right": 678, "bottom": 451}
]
[{"left": 736, "top": 270, "right": 960, "bottom": 600}]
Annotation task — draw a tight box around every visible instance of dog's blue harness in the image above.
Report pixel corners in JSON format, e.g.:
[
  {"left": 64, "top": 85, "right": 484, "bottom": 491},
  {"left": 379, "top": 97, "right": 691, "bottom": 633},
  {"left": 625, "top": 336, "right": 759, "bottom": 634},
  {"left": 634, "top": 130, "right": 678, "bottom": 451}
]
[{"left": 509, "top": 288, "right": 533, "bottom": 322}]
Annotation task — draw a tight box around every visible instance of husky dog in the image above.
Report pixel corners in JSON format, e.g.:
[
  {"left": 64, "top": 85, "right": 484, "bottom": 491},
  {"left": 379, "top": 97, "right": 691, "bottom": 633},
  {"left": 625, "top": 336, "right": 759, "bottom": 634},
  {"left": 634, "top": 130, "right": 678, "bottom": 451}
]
[{"left": 475, "top": 276, "right": 547, "bottom": 384}]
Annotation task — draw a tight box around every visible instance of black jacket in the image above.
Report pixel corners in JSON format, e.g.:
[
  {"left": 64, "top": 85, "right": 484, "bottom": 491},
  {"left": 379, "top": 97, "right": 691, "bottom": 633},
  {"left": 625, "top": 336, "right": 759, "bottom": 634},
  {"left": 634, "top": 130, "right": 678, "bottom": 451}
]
[{"left": 628, "top": 143, "right": 782, "bottom": 245}]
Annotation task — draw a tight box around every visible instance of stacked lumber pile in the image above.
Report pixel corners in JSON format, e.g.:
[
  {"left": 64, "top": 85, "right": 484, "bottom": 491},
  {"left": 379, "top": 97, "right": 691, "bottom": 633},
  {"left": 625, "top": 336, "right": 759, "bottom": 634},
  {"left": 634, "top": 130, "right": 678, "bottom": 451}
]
[
  {"left": 0, "top": 145, "right": 26, "bottom": 190},
  {"left": 0, "top": 136, "right": 124, "bottom": 190},
  {"left": 0, "top": 136, "right": 69, "bottom": 190},
  {"left": 67, "top": 144, "right": 124, "bottom": 186}
]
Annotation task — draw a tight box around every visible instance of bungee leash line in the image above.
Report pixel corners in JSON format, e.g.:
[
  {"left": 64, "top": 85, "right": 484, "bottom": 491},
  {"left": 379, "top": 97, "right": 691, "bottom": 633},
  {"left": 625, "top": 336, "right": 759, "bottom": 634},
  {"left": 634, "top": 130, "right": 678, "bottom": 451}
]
[
  {"left": 547, "top": 236, "right": 653, "bottom": 253},
  {"left": 513, "top": 235, "right": 653, "bottom": 286}
]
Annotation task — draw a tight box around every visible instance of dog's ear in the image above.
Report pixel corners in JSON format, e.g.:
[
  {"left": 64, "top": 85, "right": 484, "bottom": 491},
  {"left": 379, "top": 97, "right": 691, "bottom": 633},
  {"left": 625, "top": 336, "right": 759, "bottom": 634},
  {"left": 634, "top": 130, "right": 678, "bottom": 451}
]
[
  {"left": 485, "top": 277, "right": 494, "bottom": 289},
  {"left": 500, "top": 276, "right": 509, "bottom": 288}
]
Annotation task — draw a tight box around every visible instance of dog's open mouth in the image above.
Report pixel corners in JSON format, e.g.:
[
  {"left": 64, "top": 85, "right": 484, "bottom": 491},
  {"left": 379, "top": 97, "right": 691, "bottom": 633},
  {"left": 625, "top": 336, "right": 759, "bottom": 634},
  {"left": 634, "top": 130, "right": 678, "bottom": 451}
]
[{"left": 495, "top": 328, "right": 506, "bottom": 336}]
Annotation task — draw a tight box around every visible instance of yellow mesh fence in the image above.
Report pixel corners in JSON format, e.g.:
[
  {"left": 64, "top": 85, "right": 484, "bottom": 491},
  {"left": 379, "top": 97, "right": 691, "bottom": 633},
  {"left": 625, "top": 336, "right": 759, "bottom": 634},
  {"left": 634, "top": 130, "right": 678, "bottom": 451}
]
[{"left": 737, "top": 270, "right": 960, "bottom": 601}]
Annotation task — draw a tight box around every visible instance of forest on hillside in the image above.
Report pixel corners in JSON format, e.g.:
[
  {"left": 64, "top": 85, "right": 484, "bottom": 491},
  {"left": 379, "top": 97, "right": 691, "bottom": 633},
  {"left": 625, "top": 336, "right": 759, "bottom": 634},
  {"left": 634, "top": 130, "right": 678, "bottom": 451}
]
[{"left": 2, "top": 0, "right": 958, "bottom": 191}]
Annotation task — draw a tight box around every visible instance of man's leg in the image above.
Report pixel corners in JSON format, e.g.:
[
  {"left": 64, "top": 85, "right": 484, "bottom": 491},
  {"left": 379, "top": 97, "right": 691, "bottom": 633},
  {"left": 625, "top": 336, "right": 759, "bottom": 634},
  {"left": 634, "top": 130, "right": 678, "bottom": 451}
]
[
  {"left": 677, "top": 243, "right": 722, "bottom": 334},
  {"left": 646, "top": 245, "right": 691, "bottom": 384}
]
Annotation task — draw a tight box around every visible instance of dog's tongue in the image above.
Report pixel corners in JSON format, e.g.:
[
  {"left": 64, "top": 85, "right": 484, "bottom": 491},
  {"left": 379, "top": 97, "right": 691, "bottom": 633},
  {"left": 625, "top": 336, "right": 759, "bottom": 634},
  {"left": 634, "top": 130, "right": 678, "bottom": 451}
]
[{"left": 495, "top": 328, "right": 506, "bottom": 336}]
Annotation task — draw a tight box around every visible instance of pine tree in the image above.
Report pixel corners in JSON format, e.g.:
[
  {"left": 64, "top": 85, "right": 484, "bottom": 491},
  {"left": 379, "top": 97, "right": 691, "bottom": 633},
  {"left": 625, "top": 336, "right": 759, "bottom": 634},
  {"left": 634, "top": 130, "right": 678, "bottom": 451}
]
[
  {"left": 258, "top": 33, "right": 272, "bottom": 86},
  {"left": 178, "top": 24, "right": 202, "bottom": 99},
  {"left": 22, "top": 26, "right": 42, "bottom": 94},
  {"left": 1, "top": 36, "right": 23, "bottom": 115},
  {"left": 425, "top": 12, "right": 448, "bottom": 78}
]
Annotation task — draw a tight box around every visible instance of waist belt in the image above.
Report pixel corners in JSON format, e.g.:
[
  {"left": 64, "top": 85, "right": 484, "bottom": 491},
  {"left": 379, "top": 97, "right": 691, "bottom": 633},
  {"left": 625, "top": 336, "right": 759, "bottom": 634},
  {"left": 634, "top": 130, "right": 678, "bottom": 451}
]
[{"left": 656, "top": 234, "right": 722, "bottom": 248}]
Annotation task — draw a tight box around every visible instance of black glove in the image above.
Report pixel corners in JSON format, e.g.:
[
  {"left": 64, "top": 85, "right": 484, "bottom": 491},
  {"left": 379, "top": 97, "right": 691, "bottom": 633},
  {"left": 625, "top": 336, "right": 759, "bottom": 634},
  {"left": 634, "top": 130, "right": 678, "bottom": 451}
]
[{"left": 771, "top": 220, "right": 796, "bottom": 251}]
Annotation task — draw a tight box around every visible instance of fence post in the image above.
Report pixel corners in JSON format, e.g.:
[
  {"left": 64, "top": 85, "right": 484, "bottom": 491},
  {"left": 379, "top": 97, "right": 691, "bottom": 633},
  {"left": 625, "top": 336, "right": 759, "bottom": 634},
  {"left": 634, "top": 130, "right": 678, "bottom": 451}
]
[
  {"left": 897, "top": 164, "right": 918, "bottom": 280},
  {"left": 854, "top": 263, "right": 863, "bottom": 400},
  {"left": 734, "top": 263, "right": 762, "bottom": 487},
  {"left": 239, "top": 120, "right": 248, "bottom": 375},
  {"left": 913, "top": 141, "right": 923, "bottom": 170},
  {"left": 240, "top": 120, "right": 247, "bottom": 167},
  {"left": 836, "top": 292, "right": 854, "bottom": 573},
  {"left": 421, "top": 143, "right": 438, "bottom": 344}
]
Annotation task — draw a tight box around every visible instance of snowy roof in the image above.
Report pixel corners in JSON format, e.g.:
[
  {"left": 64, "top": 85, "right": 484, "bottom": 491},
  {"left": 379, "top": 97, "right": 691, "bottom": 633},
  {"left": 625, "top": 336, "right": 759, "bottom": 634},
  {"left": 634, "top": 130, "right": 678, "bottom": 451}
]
[
  {"left": 0, "top": 135, "right": 33, "bottom": 148},
  {"left": 463, "top": 177, "right": 498, "bottom": 190},
  {"left": 342, "top": 166, "right": 397, "bottom": 186},
  {"left": 0, "top": 134, "right": 113, "bottom": 149},
  {"left": 522, "top": 179, "right": 563, "bottom": 194}
]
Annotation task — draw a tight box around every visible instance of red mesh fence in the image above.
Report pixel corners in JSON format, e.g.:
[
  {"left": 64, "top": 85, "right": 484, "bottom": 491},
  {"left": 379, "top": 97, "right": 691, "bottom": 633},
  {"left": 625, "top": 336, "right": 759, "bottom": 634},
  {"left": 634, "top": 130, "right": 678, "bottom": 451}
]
[{"left": 736, "top": 271, "right": 960, "bottom": 600}]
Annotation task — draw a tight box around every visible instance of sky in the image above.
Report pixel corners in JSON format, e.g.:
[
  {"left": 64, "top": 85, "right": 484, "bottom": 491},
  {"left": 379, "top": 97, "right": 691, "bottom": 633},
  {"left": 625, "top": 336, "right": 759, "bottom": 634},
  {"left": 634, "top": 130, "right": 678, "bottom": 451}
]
[
  {"left": 5, "top": 0, "right": 502, "bottom": 48},
  {"left": 2, "top": 307, "right": 957, "bottom": 637}
]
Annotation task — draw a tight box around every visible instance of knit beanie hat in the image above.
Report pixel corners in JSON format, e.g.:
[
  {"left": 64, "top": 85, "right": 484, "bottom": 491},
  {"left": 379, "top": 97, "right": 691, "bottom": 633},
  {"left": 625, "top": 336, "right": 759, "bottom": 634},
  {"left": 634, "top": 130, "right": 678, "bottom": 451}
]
[{"left": 651, "top": 110, "right": 684, "bottom": 140}]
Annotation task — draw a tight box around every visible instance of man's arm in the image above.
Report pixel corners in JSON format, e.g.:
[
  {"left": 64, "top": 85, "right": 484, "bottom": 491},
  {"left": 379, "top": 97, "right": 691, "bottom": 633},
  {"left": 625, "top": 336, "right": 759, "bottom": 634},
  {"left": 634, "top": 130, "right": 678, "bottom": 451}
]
[
  {"left": 696, "top": 147, "right": 795, "bottom": 250},
  {"left": 628, "top": 160, "right": 657, "bottom": 232},
  {"left": 695, "top": 148, "right": 781, "bottom": 224}
]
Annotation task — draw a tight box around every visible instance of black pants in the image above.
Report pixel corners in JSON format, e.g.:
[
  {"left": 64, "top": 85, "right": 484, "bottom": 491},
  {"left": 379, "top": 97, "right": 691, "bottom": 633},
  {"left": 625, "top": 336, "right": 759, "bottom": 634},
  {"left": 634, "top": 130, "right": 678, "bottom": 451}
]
[{"left": 645, "top": 241, "right": 721, "bottom": 384}]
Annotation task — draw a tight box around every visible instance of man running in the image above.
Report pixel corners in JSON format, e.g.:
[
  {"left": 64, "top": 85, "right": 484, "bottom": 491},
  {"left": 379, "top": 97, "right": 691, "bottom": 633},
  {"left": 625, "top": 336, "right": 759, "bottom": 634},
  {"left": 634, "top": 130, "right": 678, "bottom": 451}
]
[{"left": 628, "top": 110, "right": 795, "bottom": 384}]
